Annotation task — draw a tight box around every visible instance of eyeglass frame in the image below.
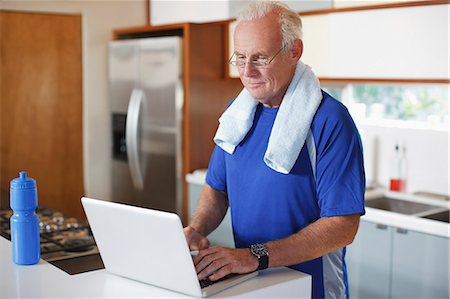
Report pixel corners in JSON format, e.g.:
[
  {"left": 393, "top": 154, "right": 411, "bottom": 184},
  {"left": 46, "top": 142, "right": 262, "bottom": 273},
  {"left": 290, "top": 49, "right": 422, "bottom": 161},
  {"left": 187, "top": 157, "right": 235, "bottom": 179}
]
[{"left": 228, "top": 45, "right": 287, "bottom": 69}]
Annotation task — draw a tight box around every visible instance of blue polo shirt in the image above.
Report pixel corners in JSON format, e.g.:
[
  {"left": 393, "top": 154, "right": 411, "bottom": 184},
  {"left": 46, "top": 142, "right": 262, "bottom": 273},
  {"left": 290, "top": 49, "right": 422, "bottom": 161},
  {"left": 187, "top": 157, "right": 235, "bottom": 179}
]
[{"left": 205, "top": 91, "right": 365, "bottom": 299}]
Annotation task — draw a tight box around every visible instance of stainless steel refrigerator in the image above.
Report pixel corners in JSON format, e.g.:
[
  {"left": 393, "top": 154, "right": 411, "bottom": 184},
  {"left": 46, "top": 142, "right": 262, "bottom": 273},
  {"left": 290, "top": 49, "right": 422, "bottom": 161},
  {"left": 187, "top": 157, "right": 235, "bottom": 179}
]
[{"left": 109, "top": 36, "right": 183, "bottom": 215}]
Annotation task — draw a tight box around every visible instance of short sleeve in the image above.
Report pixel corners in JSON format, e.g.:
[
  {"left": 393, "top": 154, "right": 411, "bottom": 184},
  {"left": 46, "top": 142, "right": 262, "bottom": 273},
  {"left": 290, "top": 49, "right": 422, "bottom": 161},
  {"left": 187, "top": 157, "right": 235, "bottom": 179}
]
[
  {"left": 314, "top": 102, "right": 366, "bottom": 218},
  {"left": 205, "top": 145, "right": 227, "bottom": 192}
]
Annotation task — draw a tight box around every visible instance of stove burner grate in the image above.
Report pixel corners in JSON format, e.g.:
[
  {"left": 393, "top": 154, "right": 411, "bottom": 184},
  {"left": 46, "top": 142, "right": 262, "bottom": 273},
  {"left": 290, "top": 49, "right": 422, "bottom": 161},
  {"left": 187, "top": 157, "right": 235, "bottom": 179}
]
[{"left": 0, "top": 208, "right": 99, "bottom": 260}]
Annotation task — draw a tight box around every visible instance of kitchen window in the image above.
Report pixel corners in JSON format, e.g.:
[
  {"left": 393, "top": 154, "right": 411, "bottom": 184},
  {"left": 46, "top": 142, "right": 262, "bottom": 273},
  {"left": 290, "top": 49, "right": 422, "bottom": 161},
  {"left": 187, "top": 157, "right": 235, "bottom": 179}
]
[{"left": 322, "top": 83, "right": 449, "bottom": 131}]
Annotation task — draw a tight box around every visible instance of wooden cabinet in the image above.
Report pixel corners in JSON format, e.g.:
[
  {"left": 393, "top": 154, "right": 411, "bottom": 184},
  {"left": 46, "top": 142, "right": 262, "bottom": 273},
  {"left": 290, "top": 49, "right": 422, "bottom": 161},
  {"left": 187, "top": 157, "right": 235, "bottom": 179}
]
[
  {"left": 0, "top": 12, "right": 84, "bottom": 219},
  {"left": 346, "top": 220, "right": 449, "bottom": 299},
  {"left": 112, "top": 22, "right": 243, "bottom": 222}
]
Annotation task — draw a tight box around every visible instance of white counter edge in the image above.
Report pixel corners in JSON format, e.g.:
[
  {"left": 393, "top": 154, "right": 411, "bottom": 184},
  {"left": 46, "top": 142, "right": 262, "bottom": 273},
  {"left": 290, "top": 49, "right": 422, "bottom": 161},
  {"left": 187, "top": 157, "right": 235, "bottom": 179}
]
[
  {"left": 186, "top": 169, "right": 207, "bottom": 185},
  {"left": 363, "top": 207, "right": 449, "bottom": 238}
]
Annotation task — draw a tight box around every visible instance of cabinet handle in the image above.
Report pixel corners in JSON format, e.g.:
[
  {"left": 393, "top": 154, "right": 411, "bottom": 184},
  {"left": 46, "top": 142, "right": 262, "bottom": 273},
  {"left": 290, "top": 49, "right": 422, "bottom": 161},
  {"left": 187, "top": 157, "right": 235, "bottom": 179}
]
[
  {"left": 396, "top": 228, "right": 408, "bottom": 234},
  {"left": 376, "top": 224, "right": 388, "bottom": 230}
]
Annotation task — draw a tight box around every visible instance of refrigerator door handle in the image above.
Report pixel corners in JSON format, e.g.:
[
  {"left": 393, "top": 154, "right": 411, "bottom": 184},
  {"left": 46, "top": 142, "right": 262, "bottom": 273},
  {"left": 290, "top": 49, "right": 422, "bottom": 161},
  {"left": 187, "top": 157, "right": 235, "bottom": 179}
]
[{"left": 126, "top": 88, "right": 145, "bottom": 190}]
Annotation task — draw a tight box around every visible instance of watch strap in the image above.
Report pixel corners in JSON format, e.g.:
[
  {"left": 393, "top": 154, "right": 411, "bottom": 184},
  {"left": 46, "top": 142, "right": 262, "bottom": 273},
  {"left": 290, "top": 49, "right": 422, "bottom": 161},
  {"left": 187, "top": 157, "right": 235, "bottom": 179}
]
[{"left": 258, "top": 254, "right": 269, "bottom": 270}]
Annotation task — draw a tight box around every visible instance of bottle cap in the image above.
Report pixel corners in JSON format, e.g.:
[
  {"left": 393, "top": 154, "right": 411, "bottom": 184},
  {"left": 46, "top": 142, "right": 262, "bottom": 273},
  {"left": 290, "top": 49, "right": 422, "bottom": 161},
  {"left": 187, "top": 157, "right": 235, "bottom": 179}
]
[{"left": 10, "top": 172, "right": 36, "bottom": 190}]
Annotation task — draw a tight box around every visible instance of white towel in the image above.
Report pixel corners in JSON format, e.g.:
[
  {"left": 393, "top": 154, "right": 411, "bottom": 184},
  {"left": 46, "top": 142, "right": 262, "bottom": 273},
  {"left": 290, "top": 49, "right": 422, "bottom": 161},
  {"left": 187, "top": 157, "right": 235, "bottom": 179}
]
[{"left": 213, "top": 61, "right": 322, "bottom": 174}]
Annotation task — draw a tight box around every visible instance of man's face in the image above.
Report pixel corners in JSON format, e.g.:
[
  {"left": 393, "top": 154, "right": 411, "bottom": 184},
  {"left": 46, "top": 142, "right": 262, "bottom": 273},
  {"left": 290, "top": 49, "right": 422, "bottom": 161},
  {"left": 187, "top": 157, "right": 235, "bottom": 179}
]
[{"left": 233, "top": 12, "right": 298, "bottom": 107}]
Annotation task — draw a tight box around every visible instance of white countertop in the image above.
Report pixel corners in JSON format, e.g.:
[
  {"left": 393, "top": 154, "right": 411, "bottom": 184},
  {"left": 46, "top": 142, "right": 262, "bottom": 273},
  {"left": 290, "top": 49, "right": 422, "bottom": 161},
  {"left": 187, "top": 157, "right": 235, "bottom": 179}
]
[{"left": 0, "top": 237, "right": 311, "bottom": 299}]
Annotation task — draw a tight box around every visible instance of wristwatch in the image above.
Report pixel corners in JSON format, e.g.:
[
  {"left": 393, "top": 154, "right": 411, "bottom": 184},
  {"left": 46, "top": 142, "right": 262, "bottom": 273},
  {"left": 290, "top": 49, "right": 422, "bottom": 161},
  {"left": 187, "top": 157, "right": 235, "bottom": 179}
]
[{"left": 250, "top": 243, "right": 269, "bottom": 270}]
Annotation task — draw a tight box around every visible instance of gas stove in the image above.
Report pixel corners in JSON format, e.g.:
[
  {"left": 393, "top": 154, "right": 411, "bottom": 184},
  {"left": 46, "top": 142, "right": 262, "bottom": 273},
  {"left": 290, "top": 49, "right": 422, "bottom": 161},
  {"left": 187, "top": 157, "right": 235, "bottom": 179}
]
[{"left": 0, "top": 206, "right": 104, "bottom": 274}]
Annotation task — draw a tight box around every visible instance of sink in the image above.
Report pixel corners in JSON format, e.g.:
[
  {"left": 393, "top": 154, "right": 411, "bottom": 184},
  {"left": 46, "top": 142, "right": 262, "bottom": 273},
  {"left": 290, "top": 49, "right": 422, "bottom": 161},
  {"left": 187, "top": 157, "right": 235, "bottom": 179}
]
[
  {"left": 422, "top": 210, "right": 450, "bottom": 223},
  {"left": 365, "top": 196, "right": 442, "bottom": 215}
]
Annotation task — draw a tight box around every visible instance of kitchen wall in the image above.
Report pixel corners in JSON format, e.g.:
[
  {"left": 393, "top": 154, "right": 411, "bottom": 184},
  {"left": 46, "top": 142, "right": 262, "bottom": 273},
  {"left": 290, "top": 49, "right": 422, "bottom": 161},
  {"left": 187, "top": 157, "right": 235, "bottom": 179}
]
[
  {"left": 361, "top": 124, "right": 449, "bottom": 195},
  {"left": 0, "top": 0, "right": 147, "bottom": 201}
]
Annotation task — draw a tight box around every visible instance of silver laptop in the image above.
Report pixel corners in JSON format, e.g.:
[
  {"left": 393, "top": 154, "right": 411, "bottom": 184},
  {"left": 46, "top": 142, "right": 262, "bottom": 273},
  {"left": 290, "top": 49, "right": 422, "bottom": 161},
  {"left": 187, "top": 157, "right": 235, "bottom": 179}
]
[{"left": 81, "top": 197, "right": 258, "bottom": 297}]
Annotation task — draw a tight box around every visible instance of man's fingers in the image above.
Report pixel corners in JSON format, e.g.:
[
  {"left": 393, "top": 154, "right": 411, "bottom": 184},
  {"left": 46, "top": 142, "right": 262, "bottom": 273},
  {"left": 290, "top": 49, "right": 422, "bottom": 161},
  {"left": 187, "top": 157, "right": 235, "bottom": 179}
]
[
  {"left": 184, "top": 226, "right": 210, "bottom": 251},
  {"left": 199, "top": 237, "right": 210, "bottom": 249},
  {"left": 194, "top": 249, "right": 219, "bottom": 272},
  {"left": 193, "top": 246, "right": 253, "bottom": 281},
  {"left": 208, "top": 264, "right": 233, "bottom": 281},
  {"left": 193, "top": 246, "right": 220, "bottom": 265},
  {"left": 197, "top": 258, "right": 228, "bottom": 280}
]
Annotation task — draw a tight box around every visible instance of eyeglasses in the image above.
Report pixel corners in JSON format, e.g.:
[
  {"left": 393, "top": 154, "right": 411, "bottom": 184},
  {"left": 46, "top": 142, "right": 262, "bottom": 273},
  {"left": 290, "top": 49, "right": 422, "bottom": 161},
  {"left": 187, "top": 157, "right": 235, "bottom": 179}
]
[{"left": 228, "top": 46, "right": 285, "bottom": 69}]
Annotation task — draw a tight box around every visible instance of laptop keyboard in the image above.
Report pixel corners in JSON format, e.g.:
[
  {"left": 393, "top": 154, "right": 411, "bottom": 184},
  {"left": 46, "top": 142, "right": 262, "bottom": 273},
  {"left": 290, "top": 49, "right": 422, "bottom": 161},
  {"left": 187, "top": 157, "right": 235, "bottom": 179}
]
[{"left": 199, "top": 273, "right": 239, "bottom": 288}]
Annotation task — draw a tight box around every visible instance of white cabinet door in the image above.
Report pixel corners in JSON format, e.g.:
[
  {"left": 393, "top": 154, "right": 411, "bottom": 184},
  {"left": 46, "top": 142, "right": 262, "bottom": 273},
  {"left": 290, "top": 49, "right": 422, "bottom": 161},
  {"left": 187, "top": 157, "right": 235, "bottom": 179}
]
[
  {"left": 151, "top": 1, "right": 229, "bottom": 26},
  {"left": 301, "top": 4, "right": 449, "bottom": 79},
  {"left": 346, "top": 221, "right": 392, "bottom": 299},
  {"left": 391, "top": 228, "right": 449, "bottom": 299},
  {"left": 347, "top": 220, "right": 450, "bottom": 299}
]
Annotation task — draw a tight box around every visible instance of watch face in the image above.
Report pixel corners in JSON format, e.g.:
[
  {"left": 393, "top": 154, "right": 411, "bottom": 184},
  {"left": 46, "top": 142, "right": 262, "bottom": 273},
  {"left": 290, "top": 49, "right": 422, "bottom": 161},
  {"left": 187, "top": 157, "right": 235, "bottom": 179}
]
[{"left": 251, "top": 243, "right": 268, "bottom": 257}]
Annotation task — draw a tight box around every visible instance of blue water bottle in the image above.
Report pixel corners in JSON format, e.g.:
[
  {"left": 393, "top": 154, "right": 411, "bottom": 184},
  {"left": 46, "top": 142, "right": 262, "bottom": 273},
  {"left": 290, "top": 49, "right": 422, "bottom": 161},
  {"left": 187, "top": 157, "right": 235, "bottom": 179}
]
[{"left": 10, "top": 171, "right": 40, "bottom": 265}]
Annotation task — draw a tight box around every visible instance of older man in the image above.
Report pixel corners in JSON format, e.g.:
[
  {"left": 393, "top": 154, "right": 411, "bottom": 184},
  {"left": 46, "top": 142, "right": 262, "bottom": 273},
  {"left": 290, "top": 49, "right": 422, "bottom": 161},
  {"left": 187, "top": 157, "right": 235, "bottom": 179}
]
[{"left": 184, "top": 1, "right": 365, "bottom": 298}]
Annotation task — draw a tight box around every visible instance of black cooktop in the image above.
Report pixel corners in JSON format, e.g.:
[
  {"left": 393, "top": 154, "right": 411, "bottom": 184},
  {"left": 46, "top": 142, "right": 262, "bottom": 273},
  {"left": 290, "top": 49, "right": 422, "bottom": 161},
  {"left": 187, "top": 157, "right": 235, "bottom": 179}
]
[{"left": 48, "top": 253, "right": 104, "bottom": 275}]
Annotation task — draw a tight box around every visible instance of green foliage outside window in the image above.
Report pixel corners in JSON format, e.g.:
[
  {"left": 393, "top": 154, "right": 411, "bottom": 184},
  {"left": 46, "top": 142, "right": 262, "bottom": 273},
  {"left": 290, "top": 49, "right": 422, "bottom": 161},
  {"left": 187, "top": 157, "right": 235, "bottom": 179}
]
[{"left": 323, "top": 84, "right": 449, "bottom": 125}]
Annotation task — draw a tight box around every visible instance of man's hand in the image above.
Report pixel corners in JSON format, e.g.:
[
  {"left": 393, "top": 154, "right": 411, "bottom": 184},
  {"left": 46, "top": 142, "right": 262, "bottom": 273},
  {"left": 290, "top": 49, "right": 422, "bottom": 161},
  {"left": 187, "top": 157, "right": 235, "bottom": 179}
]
[
  {"left": 184, "top": 226, "right": 209, "bottom": 250},
  {"left": 193, "top": 246, "right": 258, "bottom": 281}
]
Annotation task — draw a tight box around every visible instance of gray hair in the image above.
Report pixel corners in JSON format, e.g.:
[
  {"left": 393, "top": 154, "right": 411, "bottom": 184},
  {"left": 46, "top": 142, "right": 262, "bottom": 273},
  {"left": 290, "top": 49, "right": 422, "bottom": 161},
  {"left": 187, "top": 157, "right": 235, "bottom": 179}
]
[{"left": 236, "top": 1, "right": 303, "bottom": 52}]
